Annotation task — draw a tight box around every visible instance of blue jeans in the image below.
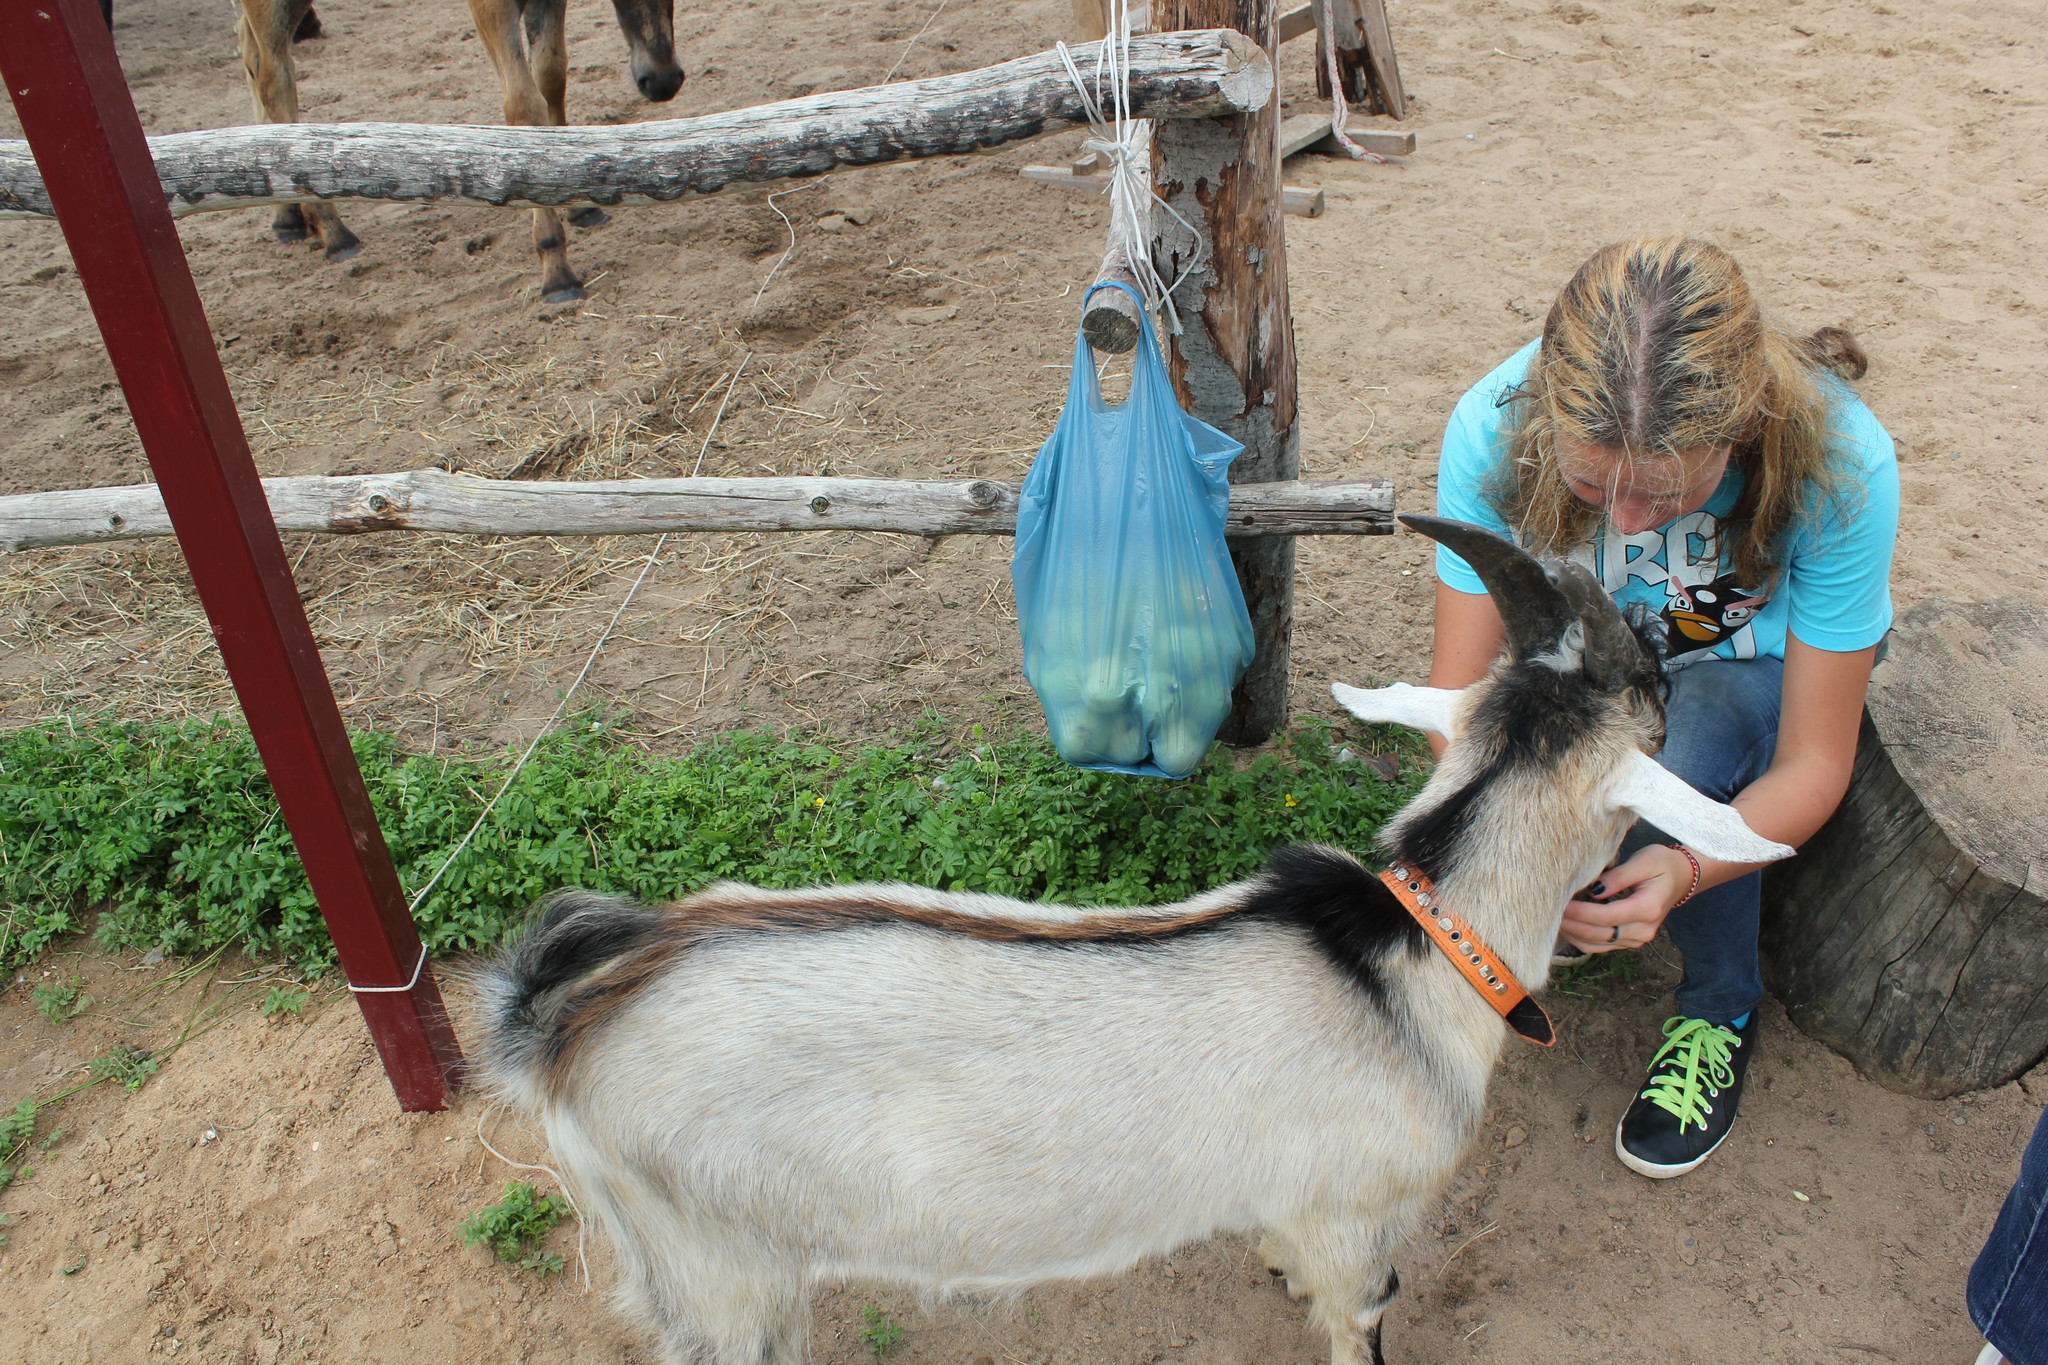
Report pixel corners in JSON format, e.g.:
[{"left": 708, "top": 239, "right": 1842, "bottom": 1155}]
[
  {"left": 1618, "top": 656, "right": 1783, "bottom": 1025},
  {"left": 1972, "top": 1108, "right": 2048, "bottom": 1365}
]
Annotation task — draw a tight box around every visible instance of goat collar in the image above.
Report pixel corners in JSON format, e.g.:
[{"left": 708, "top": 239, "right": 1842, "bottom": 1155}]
[{"left": 1379, "top": 865, "right": 1555, "bottom": 1047}]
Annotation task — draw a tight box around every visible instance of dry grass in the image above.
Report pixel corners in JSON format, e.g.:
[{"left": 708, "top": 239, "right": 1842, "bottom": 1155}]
[{"left": 1, "top": 235, "right": 1057, "bottom": 752}]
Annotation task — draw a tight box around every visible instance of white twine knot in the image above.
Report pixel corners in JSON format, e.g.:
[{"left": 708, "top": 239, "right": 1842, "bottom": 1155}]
[{"left": 1055, "top": 17, "right": 1205, "bottom": 336}]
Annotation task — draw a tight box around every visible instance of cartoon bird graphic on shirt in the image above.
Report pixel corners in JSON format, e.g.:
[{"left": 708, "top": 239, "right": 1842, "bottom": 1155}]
[{"left": 1663, "top": 573, "right": 1769, "bottom": 650}]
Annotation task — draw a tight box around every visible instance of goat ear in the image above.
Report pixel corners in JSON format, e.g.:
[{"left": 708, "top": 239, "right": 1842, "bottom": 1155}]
[
  {"left": 1606, "top": 752, "right": 1797, "bottom": 864},
  {"left": 1330, "top": 682, "right": 1462, "bottom": 741}
]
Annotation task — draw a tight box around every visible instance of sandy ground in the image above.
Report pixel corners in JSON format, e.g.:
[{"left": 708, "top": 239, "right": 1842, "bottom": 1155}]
[{"left": 2, "top": 0, "right": 2045, "bottom": 1360}]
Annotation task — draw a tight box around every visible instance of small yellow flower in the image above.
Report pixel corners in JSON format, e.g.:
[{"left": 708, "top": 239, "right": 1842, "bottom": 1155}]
[
  {"left": 1283, "top": 793, "right": 1298, "bottom": 807},
  {"left": 813, "top": 796, "right": 826, "bottom": 807}
]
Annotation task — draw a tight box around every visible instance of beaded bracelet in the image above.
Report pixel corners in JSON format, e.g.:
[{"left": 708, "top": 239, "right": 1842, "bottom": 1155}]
[{"left": 1669, "top": 843, "right": 1703, "bottom": 908}]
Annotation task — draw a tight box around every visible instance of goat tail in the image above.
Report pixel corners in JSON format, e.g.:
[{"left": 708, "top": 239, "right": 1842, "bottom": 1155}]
[{"left": 470, "top": 889, "right": 669, "bottom": 1108}]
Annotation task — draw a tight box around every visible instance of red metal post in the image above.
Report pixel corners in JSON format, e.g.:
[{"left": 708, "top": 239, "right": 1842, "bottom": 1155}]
[{"left": 0, "top": 0, "right": 463, "bottom": 1110}]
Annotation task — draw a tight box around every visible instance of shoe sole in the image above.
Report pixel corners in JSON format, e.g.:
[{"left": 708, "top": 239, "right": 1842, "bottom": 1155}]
[{"left": 1613, "top": 1119, "right": 1734, "bottom": 1179}]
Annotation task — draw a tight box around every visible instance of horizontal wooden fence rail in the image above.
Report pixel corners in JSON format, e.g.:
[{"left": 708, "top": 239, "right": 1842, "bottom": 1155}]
[
  {"left": 0, "top": 470, "right": 1394, "bottom": 549},
  {"left": 0, "top": 31, "right": 1271, "bottom": 219}
]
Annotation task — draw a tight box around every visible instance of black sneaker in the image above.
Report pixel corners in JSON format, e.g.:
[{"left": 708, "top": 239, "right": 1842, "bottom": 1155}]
[{"left": 1615, "top": 1014, "right": 1757, "bottom": 1178}]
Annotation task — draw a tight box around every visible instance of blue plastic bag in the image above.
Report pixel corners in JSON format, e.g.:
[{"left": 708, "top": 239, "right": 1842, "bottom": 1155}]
[{"left": 1012, "top": 282, "right": 1256, "bottom": 779}]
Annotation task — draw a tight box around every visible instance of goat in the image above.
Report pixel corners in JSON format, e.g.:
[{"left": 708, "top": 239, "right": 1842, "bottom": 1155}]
[
  {"left": 471, "top": 514, "right": 1794, "bottom": 1365},
  {"left": 234, "top": 0, "right": 682, "bottom": 300}
]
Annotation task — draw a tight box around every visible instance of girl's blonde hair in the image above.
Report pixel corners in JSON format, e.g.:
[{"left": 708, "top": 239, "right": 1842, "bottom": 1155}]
[{"left": 1487, "top": 237, "right": 1866, "bottom": 588}]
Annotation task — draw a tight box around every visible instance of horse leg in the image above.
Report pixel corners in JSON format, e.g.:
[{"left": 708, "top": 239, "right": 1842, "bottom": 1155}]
[
  {"left": 469, "top": 0, "right": 585, "bottom": 303},
  {"left": 236, "top": 0, "right": 358, "bottom": 259},
  {"left": 526, "top": 0, "right": 608, "bottom": 232}
]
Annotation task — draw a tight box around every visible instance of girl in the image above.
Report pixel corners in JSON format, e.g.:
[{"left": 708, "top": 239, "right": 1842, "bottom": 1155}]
[{"left": 1426, "top": 238, "right": 1898, "bottom": 1178}]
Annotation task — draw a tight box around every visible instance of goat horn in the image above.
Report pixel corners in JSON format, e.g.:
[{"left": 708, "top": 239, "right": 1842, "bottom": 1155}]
[
  {"left": 1398, "top": 514, "right": 1576, "bottom": 664},
  {"left": 1551, "top": 560, "right": 1649, "bottom": 690}
]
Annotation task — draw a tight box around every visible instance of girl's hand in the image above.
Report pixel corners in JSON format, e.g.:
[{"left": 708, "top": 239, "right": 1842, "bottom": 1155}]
[{"left": 1560, "top": 844, "right": 1695, "bottom": 953}]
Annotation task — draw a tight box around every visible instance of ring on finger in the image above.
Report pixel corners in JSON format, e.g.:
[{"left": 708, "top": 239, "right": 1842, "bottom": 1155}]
[{"left": 1608, "top": 923, "right": 1621, "bottom": 944}]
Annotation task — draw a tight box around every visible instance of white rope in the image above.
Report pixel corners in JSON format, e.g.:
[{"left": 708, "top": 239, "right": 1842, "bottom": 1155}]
[
  {"left": 401, "top": 534, "right": 672, "bottom": 919},
  {"left": 1316, "top": 0, "right": 1388, "bottom": 163},
  {"left": 691, "top": 356, "right": 750, "bottom": 478},
  {"left": 752, "top": 185, "right": 817, "bottom": 310},
  {"left": 882, "top": 0, "right": 951, "bottom": 83},
  {"left": 403, "top": 344, "right": 754, "bottom": 923},
  {"left": 345, "top": 942, "right": 426, "bottom": 993},
  {"left": 1053, "top": 4, "right": 1206, "bottom": 335}
]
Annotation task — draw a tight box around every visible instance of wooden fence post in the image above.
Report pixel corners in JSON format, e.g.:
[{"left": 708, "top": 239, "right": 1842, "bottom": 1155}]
[
  {"left": 1151, "top": 0, "right": 1298, "bottom": 746},
  {"left": 0, "top": 0, "right": 463, "bottom": 1111}
]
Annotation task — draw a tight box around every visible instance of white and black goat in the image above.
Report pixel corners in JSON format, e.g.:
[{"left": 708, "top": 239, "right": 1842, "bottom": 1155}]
[{"left": 472, "top": 515, "right": 1793, "bottom": 1365}]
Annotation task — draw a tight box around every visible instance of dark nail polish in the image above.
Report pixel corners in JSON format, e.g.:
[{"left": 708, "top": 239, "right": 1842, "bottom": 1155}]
[{"left": 1589, "top": 881, "right": 1607, "bottom": 898}]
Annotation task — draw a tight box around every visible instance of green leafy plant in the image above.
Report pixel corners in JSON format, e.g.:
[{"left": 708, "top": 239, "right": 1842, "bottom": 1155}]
[
  {"left": 87, "top": 1045, "right": 159, "bottom": 1093},
  {"left": 858, "top": 1304, "right": 904, "bottom": 1361},
  {"left": 0, "top": 713, "right": 1425, "bottom": 975},
  {"left": 259, "top": 984, "right": 311, "bottom": 1018},
  {"left": 460, "top": 1180, "right": 569, "bottom": 1274},
  {"left": 1551, "top": 947, "right": 1641, "bottom": 997},
  {"left": 0, "top": 1097, "right": 39, "bottom": 1194},
  {"left": 30, "top": 977, "right": 88, "bottom": 1023}
]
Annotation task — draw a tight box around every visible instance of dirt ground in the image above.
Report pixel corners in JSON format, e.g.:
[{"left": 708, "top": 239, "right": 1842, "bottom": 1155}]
[{"left": 1, "top": 0, "right": 2044, "bottom": 1360}]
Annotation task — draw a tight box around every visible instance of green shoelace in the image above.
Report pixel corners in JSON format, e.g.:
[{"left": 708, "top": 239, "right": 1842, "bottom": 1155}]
[{"left": 1638, "top": 1017, "right": 1741, "bottom": 1132}]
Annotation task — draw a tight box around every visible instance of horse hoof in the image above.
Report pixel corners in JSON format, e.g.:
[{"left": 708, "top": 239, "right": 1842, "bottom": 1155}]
[
  {"left": 324, "top": 235, "right": 363, "bottom": 263},
  {"left": 541, "top": 283, "right": 587, "bottom": 305},
  {"left": 567, "top": 207, "right": 609, "bottom": 229},
  {"left": 272, "top": 223, "right": 310, "bottom": 244}
]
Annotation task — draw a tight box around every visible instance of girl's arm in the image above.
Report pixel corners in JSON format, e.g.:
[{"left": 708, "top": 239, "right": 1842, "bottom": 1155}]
[
  {"left": 1423, "top": 583, "right": 1507, "bottom": 757},
  {"left": 1560, "top": 634, "right": 1877, "bottom": 952}
]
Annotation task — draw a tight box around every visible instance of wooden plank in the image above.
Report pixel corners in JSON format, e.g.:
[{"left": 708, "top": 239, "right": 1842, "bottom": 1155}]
[
  {"left": 0, "top": 31, "right": 1273, "bottom": 219},
  {"left": 1760, "top": 598, "right": 2048, "bottom": 1098},
  {"left": 1276, "top": 2, "right": 1315, "bottom": 43},
  {"left": 0, "top": 472, "right": 1395, "bottom": 548},
  {"left": 1356, "top": 0, "right": 1408, "bottom": 119},
  {"left": 1277, "top": 112, "right": 1414, "bottom": 158},
  {"left": 1315, "top": 0, "right": 1405, "bottom": 119},
  {"left": 0, "top": 0, "right": 462, "bottom": 1111},
  {"left": 1152, "top": 0, "right": 1298, "bottom": 747},
  {"left": 1021, "top": 164, "right": 1323, "bottom": 217}
]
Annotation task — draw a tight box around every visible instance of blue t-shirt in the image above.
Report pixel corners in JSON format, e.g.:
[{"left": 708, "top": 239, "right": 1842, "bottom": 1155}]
[{"left": 1435, "top": 340, "right": 1899, "bottom": 667}]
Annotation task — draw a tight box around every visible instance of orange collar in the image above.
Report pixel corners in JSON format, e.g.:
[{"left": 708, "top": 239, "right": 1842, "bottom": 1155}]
[{"left": 1378, "top": 865, "right": 1554, "bottom": 1047}]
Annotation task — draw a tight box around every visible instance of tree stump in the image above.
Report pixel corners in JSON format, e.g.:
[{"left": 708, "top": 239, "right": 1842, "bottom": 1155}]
[{"left": 1761, "top": 597, "right": 2048, "bottom": 1099}]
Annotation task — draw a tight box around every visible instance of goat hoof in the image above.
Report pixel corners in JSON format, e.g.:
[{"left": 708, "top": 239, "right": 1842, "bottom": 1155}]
[
  {"left": 568, "top": 206, "right": 609, "bottom": 230},
  {"left": 541, "top": 282, "right": 587, "bottom": 305}
]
